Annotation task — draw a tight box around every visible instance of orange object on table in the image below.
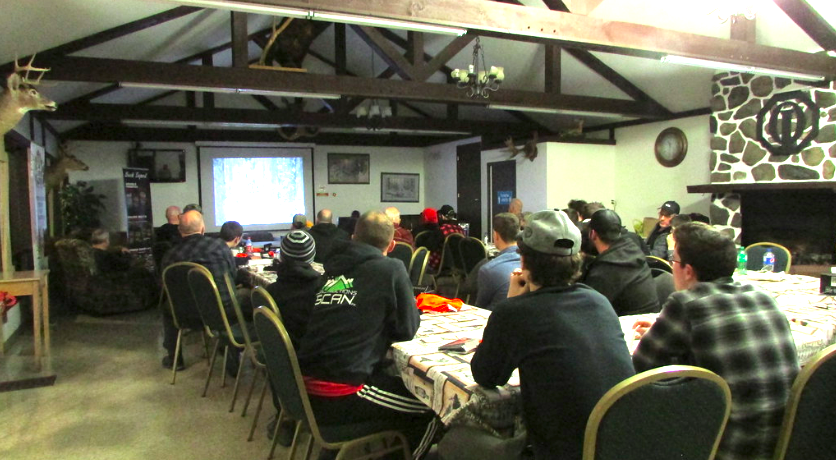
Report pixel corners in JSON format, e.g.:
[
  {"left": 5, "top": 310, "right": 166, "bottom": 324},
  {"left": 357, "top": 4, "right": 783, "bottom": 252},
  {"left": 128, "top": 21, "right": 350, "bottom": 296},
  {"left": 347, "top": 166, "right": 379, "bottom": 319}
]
[{"left": 416, "top": 293, "right": 463, "bottom": 313}]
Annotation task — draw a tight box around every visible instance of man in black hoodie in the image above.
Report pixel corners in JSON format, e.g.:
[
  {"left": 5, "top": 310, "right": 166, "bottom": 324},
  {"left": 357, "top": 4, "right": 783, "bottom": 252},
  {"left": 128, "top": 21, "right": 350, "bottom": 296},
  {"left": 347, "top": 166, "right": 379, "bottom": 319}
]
[
  {"left": 308, "top": 209, "right": 349, "bottom": 263},
  {"left": 580, "top": 209, "right": 660, "bottom": 316},
  {"left": 297, "top": 210, "right": 436, "bottom": 458}
]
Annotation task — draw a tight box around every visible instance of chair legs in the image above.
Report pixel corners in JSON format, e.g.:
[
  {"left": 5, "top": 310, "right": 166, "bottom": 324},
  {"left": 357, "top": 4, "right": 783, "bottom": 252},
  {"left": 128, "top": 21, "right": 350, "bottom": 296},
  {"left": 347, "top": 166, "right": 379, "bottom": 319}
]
[
  {"left": 221, "top": 346, "right": 229, "bottom": 388},
  {"left": 247, "top": 375, "right": 269, "bottom": 442},
  {"left": 203, "top": 338, "right": 221, "bottom": 397},
  {"left": 229, "top": 349, "right": 247, "bottom": 412},
  {"left": 170, "top": 329, "right": 183, "bottom": 385},
  {"left": 242, "top": 365, "right": 263, "bottom": 417}
]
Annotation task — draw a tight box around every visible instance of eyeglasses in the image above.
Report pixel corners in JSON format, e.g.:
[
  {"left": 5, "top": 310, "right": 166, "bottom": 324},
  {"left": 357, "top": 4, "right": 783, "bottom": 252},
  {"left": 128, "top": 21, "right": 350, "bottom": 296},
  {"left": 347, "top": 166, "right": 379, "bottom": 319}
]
[{"left": 670, "top": 258, "right": 682, "bottom": 265}]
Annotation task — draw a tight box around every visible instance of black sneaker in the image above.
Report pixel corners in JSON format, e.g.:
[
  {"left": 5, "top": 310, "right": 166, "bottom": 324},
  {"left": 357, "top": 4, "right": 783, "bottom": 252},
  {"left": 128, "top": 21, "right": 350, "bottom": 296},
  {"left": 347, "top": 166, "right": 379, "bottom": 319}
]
[{"left": 162, "top": 355, "right": 185, "bottom": 371}]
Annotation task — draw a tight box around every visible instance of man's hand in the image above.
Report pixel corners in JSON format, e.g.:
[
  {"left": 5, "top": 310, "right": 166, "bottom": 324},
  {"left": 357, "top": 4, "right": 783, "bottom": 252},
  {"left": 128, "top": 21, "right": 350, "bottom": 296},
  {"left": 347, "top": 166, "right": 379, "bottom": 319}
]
[
  {"left": 632, "top": 320, "right": 653, "bottom": 339},
  {"left": 507, "top": 268, "right": 530, "bottom": 298}
]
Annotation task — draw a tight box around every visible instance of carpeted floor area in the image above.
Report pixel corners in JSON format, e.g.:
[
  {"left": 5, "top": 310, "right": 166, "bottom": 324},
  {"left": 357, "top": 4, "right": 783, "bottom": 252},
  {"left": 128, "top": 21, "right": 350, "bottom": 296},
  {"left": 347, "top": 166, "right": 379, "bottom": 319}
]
[{"left": 0, "top": 308, "right": 284, "bottom": 460}]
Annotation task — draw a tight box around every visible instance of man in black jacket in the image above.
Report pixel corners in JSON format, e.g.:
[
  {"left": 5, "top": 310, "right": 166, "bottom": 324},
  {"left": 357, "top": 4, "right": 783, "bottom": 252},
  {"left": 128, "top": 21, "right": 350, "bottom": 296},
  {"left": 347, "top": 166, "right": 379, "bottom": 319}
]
[
  {"left": 646, "top": 200, "right": 679, "bottom": 258},
  {"left": 297, "top": 210, "right": 435, "bottom": 458},
  {"left": 308, "top": 209, "right": 349, "bottom": 263},
  {"left": 580, "top": 209, "right": 660, "bottom": 316}
]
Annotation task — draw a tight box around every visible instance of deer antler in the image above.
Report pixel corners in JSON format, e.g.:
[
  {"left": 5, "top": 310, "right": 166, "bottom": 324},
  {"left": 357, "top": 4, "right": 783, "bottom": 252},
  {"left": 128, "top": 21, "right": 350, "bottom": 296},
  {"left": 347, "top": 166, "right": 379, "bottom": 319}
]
[
  {"left": 505, "top": 137, "right": 522, "bottom": 158},
  {"left": 14, "top": 54, "right": 50, "bottom": 86}
]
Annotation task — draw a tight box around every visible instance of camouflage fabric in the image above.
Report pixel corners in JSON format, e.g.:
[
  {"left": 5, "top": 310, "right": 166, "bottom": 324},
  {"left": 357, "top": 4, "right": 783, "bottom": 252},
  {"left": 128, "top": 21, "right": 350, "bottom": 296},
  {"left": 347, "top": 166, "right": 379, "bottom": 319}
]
[{"left": 54, "top": 239, "right": 156, "bottom": 315}]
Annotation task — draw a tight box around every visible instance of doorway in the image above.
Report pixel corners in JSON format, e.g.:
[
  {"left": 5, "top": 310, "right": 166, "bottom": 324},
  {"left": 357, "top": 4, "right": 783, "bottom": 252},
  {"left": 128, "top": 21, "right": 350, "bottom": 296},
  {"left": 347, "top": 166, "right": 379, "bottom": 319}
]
[
  {"left": 487, "top": 160, "right": 516, "bottom": 239},
  {"left": 456, "top": 142, "right": 482, "bottom": 239}
]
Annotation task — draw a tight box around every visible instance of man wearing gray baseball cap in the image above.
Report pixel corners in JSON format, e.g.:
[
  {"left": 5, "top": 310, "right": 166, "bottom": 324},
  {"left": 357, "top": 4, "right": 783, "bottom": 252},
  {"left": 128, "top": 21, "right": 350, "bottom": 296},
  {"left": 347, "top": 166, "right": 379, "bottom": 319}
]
[{"left": 469, "top": 210, "right": 635, "bottom": 460}]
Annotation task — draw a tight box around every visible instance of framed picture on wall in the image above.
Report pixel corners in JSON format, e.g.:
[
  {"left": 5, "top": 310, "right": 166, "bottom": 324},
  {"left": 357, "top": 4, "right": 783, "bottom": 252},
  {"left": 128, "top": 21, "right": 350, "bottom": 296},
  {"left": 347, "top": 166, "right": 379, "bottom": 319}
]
[
  {"left": 381, "top": 172, "right": 419, "bottom": 202},
  {"left": 328, "top": 153, "right": 370, "bottom": 184},
  {"left": 128, "top": 148, "right": 186, "bottom": 183}
]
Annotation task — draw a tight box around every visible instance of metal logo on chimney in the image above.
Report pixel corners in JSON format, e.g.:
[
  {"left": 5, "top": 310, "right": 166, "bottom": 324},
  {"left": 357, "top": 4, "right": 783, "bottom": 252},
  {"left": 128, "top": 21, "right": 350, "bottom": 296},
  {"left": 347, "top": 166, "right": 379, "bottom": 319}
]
[{"left": 756, "top": 90, "right": 819, "bottom": 156}]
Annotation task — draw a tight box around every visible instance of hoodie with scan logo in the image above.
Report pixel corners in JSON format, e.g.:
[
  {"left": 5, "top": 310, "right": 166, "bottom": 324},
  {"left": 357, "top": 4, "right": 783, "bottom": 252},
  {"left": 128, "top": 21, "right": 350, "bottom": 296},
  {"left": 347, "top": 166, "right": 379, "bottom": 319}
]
[{"left": 297, "top": 239, "right": 419, "bottom": 385}]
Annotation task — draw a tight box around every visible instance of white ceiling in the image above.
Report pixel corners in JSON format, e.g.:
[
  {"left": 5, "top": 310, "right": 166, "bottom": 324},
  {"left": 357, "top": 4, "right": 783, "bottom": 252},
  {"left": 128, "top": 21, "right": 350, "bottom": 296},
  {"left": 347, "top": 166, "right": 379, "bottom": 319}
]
[{"left": 2, "top": 0, "right": 835, "bottom": 133}]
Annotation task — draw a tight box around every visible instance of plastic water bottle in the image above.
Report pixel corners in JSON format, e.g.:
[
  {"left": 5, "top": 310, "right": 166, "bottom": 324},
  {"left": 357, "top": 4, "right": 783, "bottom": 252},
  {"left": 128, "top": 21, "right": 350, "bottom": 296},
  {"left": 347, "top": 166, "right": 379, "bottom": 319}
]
[
  {"left": 737, "top": 247, "right": 747, "bottom": 275},
  {"left": 245, "top": 235, "right": 253, "bottom": 255},
  {"left": 483, "top": 232, "right": 489, "bottom": 245},
  {"left": 762, "top": 248, "right": 776, "bottom": 272}
]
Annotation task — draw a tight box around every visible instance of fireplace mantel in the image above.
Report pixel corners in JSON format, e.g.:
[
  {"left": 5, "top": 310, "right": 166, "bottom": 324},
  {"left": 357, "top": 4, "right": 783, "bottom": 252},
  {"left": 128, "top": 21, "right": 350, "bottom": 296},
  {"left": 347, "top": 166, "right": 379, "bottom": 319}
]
[{"left": 688, "top": 182, "right": 836, "bottom": 194}]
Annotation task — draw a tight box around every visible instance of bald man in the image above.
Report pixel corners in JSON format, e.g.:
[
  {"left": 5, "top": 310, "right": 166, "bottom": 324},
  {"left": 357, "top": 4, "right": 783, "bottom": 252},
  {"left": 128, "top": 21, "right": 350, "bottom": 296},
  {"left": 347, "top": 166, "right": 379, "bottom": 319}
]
[
  {"left": 155, "top": 205, "right": 182, "bottom": 243},
  {"left": 308, "top": 208, "right": 350, "bottom": 264},
  {"left": 384, "top": 206, "right": 414, "bottom": 248},
  {"left": 159, "top": 210, "right": 251, "bottom": 370}
]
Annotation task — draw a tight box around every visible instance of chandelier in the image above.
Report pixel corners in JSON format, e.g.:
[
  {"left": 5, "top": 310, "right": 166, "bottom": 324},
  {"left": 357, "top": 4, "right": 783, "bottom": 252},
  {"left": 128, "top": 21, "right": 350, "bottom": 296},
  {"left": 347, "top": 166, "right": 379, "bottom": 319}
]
[
  {"left": 356, "top": 52, "right": 393, "bottom": 130},
  {"left": 451, "top": 37, "right": 504, "bottom": 98}
]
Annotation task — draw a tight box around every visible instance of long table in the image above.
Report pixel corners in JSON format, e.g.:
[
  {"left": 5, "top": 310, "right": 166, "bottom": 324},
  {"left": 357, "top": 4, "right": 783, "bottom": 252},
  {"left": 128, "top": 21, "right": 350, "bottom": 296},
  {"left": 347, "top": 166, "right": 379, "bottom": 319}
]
[{"left": 392, "top": 273, "right": 836, "bottom": 431}]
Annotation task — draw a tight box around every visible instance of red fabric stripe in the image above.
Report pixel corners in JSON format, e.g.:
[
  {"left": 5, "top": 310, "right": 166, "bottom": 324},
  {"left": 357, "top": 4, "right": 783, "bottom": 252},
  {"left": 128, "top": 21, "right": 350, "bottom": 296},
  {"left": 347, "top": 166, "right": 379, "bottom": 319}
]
[{"left": 303, "top": 377, "right": 363, "bottom": 397}]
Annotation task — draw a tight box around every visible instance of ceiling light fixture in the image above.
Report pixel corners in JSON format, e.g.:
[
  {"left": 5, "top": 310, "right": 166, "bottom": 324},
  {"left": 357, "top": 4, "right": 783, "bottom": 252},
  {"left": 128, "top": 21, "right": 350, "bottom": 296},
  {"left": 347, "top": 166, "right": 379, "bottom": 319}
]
[
  {"left": 660, "top": 55, "right": 826, "bottom": 82},
  {"left": 356, "top": 53, "right": 393, "bottom": 130},
  {"left": 451, "top": 37, "right": 504, "bottom": 98},
  {"left": 120, "top": 82, "right": 342, "bottom": 99},
  {"left": 167, "top": 0, "right": 467, "bottom": 36}
]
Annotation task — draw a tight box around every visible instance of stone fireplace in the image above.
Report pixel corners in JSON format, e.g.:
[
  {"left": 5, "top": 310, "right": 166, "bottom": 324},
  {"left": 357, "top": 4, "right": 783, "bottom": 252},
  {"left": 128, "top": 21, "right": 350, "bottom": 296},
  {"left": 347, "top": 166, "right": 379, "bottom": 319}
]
[{"left": 689, "top": 73, "right": 836, "bottom": 271}]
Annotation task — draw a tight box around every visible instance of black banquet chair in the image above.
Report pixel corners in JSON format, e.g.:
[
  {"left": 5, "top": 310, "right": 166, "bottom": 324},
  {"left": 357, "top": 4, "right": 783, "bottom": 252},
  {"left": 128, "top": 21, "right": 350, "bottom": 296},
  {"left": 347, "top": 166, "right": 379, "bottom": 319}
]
[
  {"left": 646, "top": 255, "right": 673, "bottom": 274},
  {"left": 162, "top": 261, "right": 208, "bottom": 385},
  {"left": 772, "top": 343, "right": 836, "bottom": 460},
  {"left": 388, "top": 242, "right": 414, "bottom": 272},
  {"left": 253, "top": 307, "right": 411, "bottom": 460},
  {"left": 745, "top": 242, "right": 792, "bottom": 273},
  {"left": 583, "top": 365, "right": 731, "bottom": 460}
]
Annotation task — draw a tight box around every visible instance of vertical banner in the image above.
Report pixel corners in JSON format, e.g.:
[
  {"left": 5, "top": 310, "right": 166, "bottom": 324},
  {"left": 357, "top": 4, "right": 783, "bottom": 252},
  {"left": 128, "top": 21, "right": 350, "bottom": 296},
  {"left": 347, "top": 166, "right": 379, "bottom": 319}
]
[
  {"left": 28, "top": 144, "right": 47, "bottom": 270},
  {"left": 123, "top": 168, "right": 153, "bottom": 249}
]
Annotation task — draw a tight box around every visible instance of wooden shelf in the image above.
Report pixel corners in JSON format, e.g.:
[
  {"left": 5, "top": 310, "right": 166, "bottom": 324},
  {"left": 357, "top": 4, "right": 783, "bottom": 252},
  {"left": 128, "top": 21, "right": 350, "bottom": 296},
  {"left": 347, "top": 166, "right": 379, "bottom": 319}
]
[{"left": 687, "top": 182, "right": 836, "bottom": 194}]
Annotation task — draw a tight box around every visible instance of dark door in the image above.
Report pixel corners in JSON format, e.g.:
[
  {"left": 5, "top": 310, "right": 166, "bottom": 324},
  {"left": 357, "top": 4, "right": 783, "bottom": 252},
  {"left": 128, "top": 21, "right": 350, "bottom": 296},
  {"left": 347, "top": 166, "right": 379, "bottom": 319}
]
[
  {"left": 456, "top": 142, "right": 481, "bottom": 239},
  {"left": 488, "top": 160, "right": 516, "bottom": 239}
]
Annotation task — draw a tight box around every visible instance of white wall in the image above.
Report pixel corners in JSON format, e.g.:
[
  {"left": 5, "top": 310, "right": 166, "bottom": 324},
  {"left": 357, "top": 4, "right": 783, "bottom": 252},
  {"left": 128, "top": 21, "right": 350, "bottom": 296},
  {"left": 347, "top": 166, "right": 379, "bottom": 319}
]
[
  {"left": 68, "top": 141, "right": 199, "bottom": 230},
  {"left": 67, "top": 141, "right": 427, "bottom": 230},
  {"left": 545, "top": 142, "right": 616, "bottom": 212},
  {"left": 423, "top": 137, "right": 480, "bottom": 209},
  {"left": 311, "top": 145, "right": 426, "bottom": 218},
  {"left": 613, "top": 115, "right": 712, "bottom": 228}
]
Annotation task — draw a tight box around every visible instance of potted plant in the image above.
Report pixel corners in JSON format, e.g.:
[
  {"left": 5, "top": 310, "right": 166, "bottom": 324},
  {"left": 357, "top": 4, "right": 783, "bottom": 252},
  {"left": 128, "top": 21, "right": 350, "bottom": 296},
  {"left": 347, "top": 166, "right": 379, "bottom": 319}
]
[{"left": 58, "top": 181, "right": 106, "bottom": 236}]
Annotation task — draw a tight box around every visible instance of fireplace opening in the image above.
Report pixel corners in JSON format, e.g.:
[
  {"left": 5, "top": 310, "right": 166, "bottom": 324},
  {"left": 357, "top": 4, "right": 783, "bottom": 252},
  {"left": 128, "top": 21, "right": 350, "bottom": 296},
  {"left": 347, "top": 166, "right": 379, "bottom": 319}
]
[{"left": 741, "top": 189, "right": 836, "bottom": 266}]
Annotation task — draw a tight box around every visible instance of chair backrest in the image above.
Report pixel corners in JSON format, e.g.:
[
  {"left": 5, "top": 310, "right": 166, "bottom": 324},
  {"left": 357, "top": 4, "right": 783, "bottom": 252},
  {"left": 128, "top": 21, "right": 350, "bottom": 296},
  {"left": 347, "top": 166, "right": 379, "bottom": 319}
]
[
  {"left": 162, "top": 261, "right": 205, "bottom": 330},
  {"left": 439, "top": 233, "right": 465, "bottom": 273},
  {"left": 772, "top": 344, "right": 836, "bottom": 460},
  {"left": 253, "top": 307, "right": 323, "bottom": 443},
  {"left": 388, "top": 242, "right": 414, "bottom": 271},
  {"left": 653, "top": 271, "right": 675, "bottom": 307},
  {"left": 459, "top": 237, "right": 488, "bottom": 274},
  {"left": 646, "top": 255, "right": 673, "bottom": 274},
  {"left": 187, "top": 265, "right": 246, "bottom": 347},
  {"left": 410, "top": 247, "right": 430, "bottom": 286},
  {"left": 745, "top": 242, "right": 792, "bottom": 273},
  {"left": 414, "top": 230, "right": 433, "bottom": 249},
  {"left": 251, "top": 286, "right": 281, "bottom": 318},
  {"left": 584, "top": 365, "right": 731, "bottom": 460}
]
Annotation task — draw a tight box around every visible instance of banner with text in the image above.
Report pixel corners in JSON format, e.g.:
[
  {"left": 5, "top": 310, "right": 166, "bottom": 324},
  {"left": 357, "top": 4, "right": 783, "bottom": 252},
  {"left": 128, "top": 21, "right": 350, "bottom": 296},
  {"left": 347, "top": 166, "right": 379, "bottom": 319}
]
[{"left": 123, "top": 168, "right": 153, "bottom": 249}]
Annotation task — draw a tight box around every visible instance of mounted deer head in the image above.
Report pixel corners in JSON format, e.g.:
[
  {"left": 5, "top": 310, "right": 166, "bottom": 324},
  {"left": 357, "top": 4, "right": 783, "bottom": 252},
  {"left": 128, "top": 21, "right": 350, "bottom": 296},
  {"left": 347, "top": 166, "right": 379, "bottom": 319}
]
[
  {"left": 0, "top": 55, "right": 57, "bottom": 136},
  {"left": 45, "top": 143, "right": 88, "bottom": 192},
  {"left": 504, "top": 132, "right": 539, "bottom": 162}
]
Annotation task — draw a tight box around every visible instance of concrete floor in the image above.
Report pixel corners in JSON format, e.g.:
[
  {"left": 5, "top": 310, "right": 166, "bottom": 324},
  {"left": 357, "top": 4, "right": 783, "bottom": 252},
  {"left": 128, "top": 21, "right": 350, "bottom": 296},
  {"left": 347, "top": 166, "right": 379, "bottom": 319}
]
[{"left": 0, "top": 309, "right": 284, "bottom": 460}]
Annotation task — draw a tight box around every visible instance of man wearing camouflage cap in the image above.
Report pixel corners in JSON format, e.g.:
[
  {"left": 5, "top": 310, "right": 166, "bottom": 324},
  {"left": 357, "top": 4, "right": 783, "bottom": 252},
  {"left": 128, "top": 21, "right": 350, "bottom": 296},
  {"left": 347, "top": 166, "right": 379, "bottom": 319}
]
[{"left": 469, "top": 210, "right": 635, "bottom": 460}]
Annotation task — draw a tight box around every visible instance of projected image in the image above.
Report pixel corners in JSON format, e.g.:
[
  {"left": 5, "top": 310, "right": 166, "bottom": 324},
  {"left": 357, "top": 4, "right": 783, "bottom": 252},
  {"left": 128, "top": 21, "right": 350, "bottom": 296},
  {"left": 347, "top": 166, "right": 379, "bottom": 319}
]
[{"left": 213, "top": 157, "right": 305, "bottom": 226}]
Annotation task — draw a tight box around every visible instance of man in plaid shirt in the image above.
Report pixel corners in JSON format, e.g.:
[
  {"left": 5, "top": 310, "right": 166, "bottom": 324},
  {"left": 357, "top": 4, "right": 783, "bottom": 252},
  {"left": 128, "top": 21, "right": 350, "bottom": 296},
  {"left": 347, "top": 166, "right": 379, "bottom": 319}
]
[{"left": 632, "top": 222, "right": 799, "bottom": 460}]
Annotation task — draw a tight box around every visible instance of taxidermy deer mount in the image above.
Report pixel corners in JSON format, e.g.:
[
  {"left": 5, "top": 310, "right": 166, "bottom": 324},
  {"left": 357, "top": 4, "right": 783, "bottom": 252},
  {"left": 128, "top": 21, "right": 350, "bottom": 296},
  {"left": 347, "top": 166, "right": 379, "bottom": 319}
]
[
  {"left": 277, "top": 126, "right": 319, "bottom": 140},
  {"left": 45, "top": 143, "right": 88, "bottom": 192},
  {"left": 0, "top": 55, "right": 57, "bottom": 272},
  {"left": 505, "top": 132, "right": 539, "bottom": 161}
]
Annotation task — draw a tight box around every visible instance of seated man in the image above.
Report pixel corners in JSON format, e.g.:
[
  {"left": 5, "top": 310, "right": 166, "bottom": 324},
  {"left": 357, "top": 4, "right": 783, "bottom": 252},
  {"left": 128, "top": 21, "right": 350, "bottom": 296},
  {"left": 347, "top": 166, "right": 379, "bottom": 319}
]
[
  {"left": 265, "top": 230, "right": 322, "bottom": 349},
  {"left": 471, "top": 210, "right": 635, "bottom": 460},
  {"left": 633, "top": 222, "right": 799, "bottom": 460},
  {"left": 579, "top": 209, "right": 659, "bottom": 316},
  {"left": 384, "top": 206, "right": 414, "bottom": 248},
  {"left": 160, "top": 211, "right": 252, "bottom": 369},
  {"left": 428, "top": 205, "right": 464, "bottom": 271},
  {"left": 297, "top": 211, "right": 435, "bottom": 458},
  {"left": 90, "top": 227, "right": 157, "bottom": 304},
  {"left": 155, "top": 205, "right": 181, "bottom": 244},
  {"left": 291, "top": 213, "right": 307, "bottom": 230},
  {"left": 645, "top": 200, "right": 678, "bottom": 259},
  {"left": 308, "top": 209, "right": 350, "bottom": 263},
  {"left": 220, "top": 220, "right": 244, "bottom": 248},
  {"left": 474, "top": 213, "right": 520, "bottom": 310}
]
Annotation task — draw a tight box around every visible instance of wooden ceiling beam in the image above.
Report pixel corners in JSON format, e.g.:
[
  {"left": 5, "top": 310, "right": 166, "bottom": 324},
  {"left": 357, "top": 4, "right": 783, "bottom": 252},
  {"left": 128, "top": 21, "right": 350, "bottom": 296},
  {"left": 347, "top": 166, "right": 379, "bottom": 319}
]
[
  {"left": 351, "top": 26, "right": 417, "bottom": 81},
  {"left": 773, "top": 0, "right": 836, "bottom": 51},
  {"left": 61, "top": 124, "right": 451, "bottom": 147},
  {"left": 413, "top": 35, "right": 476, "bottom": 82},
  {"left": 44, "top": 103, "right": 530, "bottom": 134},
  {"left": 39, "top": 56, "right": 665, "bottom": 118},
  {"left": 226, "top": 0, "right": 836, "bottom": 78}
]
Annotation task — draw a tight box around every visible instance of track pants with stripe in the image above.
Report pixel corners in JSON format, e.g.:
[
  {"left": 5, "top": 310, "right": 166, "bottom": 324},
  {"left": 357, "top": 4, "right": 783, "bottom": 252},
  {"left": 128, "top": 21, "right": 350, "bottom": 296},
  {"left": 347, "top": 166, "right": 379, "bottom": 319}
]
[{"left": 308, "top": 372, "right": 440, "bottom": 459}]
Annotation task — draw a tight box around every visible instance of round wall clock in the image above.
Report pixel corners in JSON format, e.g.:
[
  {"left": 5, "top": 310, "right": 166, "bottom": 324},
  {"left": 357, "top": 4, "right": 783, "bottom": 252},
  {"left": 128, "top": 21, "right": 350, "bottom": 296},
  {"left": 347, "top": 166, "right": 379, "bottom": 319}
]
[{"left": 654, "top": 127, "right": 688, "bottom": 167}]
